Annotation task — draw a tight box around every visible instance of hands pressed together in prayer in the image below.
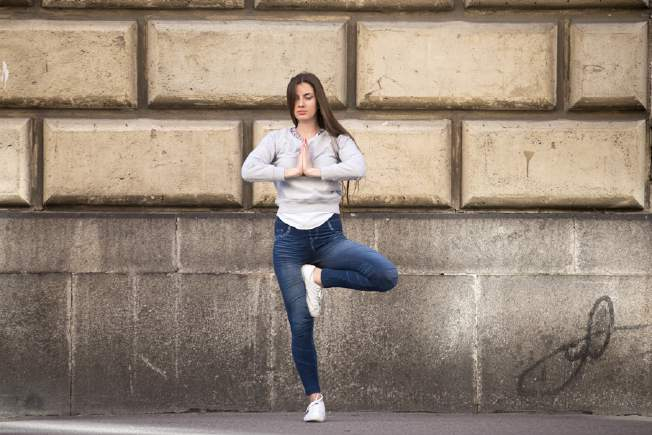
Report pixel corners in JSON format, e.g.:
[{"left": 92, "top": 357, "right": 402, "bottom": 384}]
[{"left": 285, "top": 138, "right": 321, "bottom": 179}]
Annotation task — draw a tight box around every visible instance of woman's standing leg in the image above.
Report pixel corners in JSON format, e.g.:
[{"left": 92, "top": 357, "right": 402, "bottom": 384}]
[
  {"left": 272, "top": 219, "right": 321, "bottom": 397},
  {"left": 313, "top": 215, "right": 399, "bottom": 292}
]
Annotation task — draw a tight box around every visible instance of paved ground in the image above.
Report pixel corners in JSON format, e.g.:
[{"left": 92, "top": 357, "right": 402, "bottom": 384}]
[{"left": 1, "top": 412, "right": 651, "bottom": 435}]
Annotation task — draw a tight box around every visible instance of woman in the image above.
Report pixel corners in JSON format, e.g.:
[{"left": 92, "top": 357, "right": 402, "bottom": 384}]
[{"left": 241, "top": 72, "right": 399, "bottom": 423}]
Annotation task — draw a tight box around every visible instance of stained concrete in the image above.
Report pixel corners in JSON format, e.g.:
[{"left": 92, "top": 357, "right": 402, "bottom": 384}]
[
  {"left": 476, "top": 275, "right": 652, "bottom": 415},
  {"left": 0, "top": 274, "right": 70, "bottom": 417},
  {"left": 1, "top": 212, "right": 651, "bottom": 417},
  {"left": 0, "top": 215, "right": 176, "bottom": 273}
]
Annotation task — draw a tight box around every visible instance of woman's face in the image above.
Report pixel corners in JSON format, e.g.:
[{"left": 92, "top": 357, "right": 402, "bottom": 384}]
[{"left": 294, "top": 82, "right": 318, "bottom": 123}]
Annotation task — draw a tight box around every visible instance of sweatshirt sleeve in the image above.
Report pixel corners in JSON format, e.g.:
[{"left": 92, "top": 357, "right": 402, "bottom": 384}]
[
  {"left": 320, "top": 135, "right": 366, "bottom": 181},
  {"left": 241, "top": 130, "right": 286, "bottom": 182}
]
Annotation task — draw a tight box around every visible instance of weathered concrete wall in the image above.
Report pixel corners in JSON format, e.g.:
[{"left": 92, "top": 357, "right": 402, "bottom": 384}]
[
  {"left": 0, "top": 0, "right": 650, "bottom": 420},
  {"left": 0, "top": 213, "right": 650, "bottom": 417}
]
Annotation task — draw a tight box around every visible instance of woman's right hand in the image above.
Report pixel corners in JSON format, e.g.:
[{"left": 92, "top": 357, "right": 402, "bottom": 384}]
[{"left": 284, "top": 144, "right": 305, "bottom": 178}]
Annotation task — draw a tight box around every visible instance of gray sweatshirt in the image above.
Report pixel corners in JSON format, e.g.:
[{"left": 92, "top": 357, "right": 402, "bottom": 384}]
[{"left": 241, "top": 127, "right": 366, "bottom": 213}]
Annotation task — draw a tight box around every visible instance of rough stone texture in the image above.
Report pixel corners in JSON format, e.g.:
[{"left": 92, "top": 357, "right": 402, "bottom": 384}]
[
  {"left": 43, "top": 119, "right": 243, "bottom": 206},
  {"left": 340, "top": 214, "right": 376, "bottom": 248},
  {"left": 0, "top": 274, "right": 70, "bottom": 417},
  {"left": 255, "top": 0, "right": 453, "bottom": 9},
  {"left": 270, "top": 274, "right": 476, "bottom": 412},
  {"left": 356, "top": 21, "right": 557, "bottom": 110},
  {"left": 71, "top": 273, "right": 271, "bottom": 414},
  {"left": 477, "top": 275, "right": 652, "bottom": 415},
  {"left": 0, "top": 20, "right": 137, "bottom": 109},
  {"left": 147, "top": 20, "right": 347, "bottom": 108},
  {"left": 251, "top": 119, "right": 452, "bottom": 207},
  {"left": 376, "top": 214, "right": 575, "bottom": 275},
  {"left": 0, "top": 215, "right": 175, "bottom": 273},
  {"left": 178, "top": 212, "right": 377, "bottom": 273},
  {"left": 0, "top": 118, "right": 32, "bottom": 206},
  {"left": 178, "top": 213, "right": 276, "bottom": 273},
  {"left": 575, "top": 216, "right": 652, "bottom": 275},
  {"left": 569, "top": 22, "right": 648, "bottom": 110},
  {"left": 70, "top": 271, "right": 475, "bottom": 414},
  {"left": 461, "top": 120, "right": 649, "bottom": 209},
  {"left": 465, "top": 0, "right": 649, "bottom": 7},
  {"left": 176, "top": 274, "right": 272, "bottom": 411},
  {"left": 43, "top": 0, "right": 242, "bottom": 7}
]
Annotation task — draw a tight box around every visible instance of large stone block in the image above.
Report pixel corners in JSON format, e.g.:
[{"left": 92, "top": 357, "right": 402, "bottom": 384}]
[
  {"left": 255, "top": 0, "right": 453, "bottom": 9},
  {"left": 251, "top": 119, "right": 452, "bottom": 207},
  {"left": 270, "top": 274, "right": 476, "bottom": 411},
  {"left": 43, "top": 119, "right": 242, "bottom": 206},
  {"left": 0, "top": 274, "right": 70, "bottom": 417},
  {"left": 0, "top": 118, "right": 32, "bottom": 206},
  {"left": 0, "top": 20, "right": 137, "bottom": 108},
  {"left": 147, "top": 20, "right": 347, "bottom": 108},
  {"left": 341, "top": 119, "right": 452, "bottom": 207},
  {"left": 575, "top": 216, "right": 652, "bottom": 274},
  {"left": 0, "top": 215, "right": 176, "bottom": 273},
  {"left": 71, "top": 273, "right": 272, "bottom": 414},
  {"left": 357, "top": 21, "right": 556, "bottom": 110},
  {"left": 461, "top": 120, "right": 648, "bottom": 208},
  {"left": 376, "top": 214, "right": 574, "bottom": 275},
  {"left": 477, "top": 275, "right": 652, "bottom": 415},
  {"left": 465, "top": 0, "right": 648, "bottom": 7},
  {"left": 569, "top": 22, "right": 648, "bottom": 110},
  {"left": 43, "top": 0, "right": 242, "bottom": 7}
]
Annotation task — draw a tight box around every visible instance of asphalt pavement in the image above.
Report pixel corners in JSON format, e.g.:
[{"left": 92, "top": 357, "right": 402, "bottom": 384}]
[{"left": 1, "top": 412, "right": 652, "bottom": 435}]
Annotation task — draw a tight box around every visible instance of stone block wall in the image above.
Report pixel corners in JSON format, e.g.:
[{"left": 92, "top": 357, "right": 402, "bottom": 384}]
[{"left": 0, "top": 0, "right": 650, "bottom": 419}]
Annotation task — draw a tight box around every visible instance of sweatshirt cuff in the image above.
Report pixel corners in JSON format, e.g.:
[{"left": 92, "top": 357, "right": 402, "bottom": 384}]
[
  {"left": 320, "top": 165, "right": 335, "bottom": 181},
  {"left": 274, "top": 166, "right": 285, "bottom": 181}
]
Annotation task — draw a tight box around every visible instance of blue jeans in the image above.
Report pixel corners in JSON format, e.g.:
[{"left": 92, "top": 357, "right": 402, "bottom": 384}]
[{"left": 272, "top": 213, "right": 399, "bottom": 396}]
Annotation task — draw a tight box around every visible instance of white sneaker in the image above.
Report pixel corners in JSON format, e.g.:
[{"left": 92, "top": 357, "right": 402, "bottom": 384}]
[
  {"left": 301, "top": 264, "right": 323, "bottom": 317},
  {"left": 303, "top": 393, "right": 326, "bottom": 422}
]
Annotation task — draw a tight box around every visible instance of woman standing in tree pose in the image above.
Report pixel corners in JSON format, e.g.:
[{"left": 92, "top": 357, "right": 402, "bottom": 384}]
[{"left": 241, "top": 72, "right": 399, "bottom": 423}]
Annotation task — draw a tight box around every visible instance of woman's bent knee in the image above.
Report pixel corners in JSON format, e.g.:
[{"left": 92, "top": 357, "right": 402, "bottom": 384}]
[{"left": 374, "top": 267, "right": 399, "bottom": 292}]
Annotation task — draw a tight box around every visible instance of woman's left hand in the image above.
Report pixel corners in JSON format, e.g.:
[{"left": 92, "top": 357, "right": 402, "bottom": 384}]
[{"left": 301, "top": 139, "right": 321, "bottom": 177}]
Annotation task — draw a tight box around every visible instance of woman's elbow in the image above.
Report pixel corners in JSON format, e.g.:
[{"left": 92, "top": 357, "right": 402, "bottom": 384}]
[
  {"left": 354, "top": 162, "right": 366, "bottom": 179},
  {"left": 241, "top": 165, "right": 253, "bottom": 182}
]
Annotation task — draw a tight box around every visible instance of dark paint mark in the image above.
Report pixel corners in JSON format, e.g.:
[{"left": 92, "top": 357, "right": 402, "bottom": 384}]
[
  {"left": 516, "top": 296, "right": 652, "bottom": 397},
  {"left": 523, "top": 150, "right": 535, "bottom": 178}
]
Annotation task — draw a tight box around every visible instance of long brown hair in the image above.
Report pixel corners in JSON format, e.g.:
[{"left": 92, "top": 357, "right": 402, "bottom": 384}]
[{"left": 286, "top": 71, "right": 361, "bottom": 208}]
